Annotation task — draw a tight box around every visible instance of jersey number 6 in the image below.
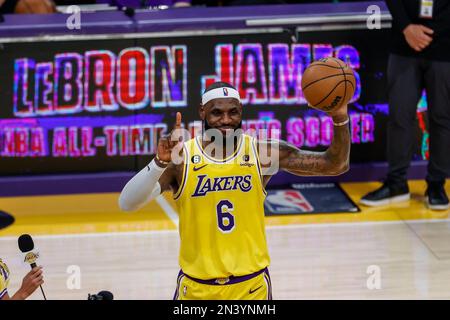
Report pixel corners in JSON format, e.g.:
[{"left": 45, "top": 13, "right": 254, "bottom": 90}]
[{"left": 216, "top": 200, "right": 235, "bottom": 233}]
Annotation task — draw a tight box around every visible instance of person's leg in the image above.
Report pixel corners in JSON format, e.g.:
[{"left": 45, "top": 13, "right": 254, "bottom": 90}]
[
  {"left": 386, "top": 54, "right": 424, "bottom": 184},
  {"left": 423, "top": 59, "right": 450, "bottom": 210},
  {"left": 361, "top": 54, "right": 424, "bottom": 206}
]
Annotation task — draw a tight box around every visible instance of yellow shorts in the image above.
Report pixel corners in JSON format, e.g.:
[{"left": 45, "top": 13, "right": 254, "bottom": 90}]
[{"left": 173, "top": 268, "right": 273, "bottom": 300}]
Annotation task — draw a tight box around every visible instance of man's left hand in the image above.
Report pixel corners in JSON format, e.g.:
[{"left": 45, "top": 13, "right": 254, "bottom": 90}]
[{"left": 328, "top": 103, "right": 349, "bottom": 123}]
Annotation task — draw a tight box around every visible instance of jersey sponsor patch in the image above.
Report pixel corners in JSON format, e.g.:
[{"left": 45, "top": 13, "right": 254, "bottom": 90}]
[
  {"left": 240, "top": 154, "right": 254, "bottom": 167},
  {"left": 240, "top": 162, "right": 254, "bottom": 168}
]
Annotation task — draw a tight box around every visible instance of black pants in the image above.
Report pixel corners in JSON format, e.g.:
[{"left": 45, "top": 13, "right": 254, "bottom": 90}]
[{"left": 387, "top": 54, "right": 450, "bottom": 186}]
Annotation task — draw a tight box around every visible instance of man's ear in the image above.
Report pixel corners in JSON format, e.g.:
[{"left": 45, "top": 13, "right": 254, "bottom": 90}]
[{"left": 199, "top": 104, "right": 205, "bottom": 120}]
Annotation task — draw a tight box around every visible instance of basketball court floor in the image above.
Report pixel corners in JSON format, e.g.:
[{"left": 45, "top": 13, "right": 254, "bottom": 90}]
[{"left": 1, "top": 180, "right": 450, "bottom": 300}]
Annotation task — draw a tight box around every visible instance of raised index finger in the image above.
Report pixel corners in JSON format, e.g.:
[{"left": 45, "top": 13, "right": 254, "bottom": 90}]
[{"left": 174, "top": 112, "right": 182, "bottom": 130}]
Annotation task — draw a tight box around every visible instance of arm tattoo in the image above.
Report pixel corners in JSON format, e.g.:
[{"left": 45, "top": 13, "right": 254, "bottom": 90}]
[{"left": 277, "top": 124, "right": 350, "bottom": 176}]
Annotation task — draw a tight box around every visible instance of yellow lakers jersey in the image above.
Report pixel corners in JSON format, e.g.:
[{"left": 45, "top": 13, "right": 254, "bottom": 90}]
[
  {"left": 174, "top": 134, "right": 270, "bottom": 280},
  {"left": 0, "top": 259, "right": 10, "bottom": 299}
]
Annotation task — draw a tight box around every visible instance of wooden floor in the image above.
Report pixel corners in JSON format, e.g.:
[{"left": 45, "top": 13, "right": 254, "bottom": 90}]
[{"left": 0, "top": 180, "right": 449, "bottom": 299}]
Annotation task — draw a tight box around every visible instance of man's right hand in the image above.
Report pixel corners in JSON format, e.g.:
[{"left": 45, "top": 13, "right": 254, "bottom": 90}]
[
  {"left": 403, "top": 24, "right": 434, "bottom": 52},
  {"left": 12, "top": 266, "right": 44, "bottom": 300},
  {"left": 156, "top": 112, "right": 183, "bottom": 166}
]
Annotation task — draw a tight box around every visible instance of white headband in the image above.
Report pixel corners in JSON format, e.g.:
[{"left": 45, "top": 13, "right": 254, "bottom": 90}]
[{"left": 202, "top": 87, "right": 241, "bottom": 105}]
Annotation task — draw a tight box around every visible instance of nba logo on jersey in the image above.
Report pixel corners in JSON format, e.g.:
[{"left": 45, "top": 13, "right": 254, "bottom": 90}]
[
  {"left": 223, "top": 88, "right": 228, "bottom": 96},
  {"left": 264, "top": 190, "right": 314, "bottom": 214}
]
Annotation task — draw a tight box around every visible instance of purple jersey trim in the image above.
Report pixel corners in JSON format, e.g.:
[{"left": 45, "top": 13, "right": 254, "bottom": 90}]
[
  {"left": 172, "top": 270, "right": 185, "bottom": 300},
  {"left": 263, "top": 269, "right": 273, "bottom": 300},
  {"left": 0, "top": 288, "right": 7, "bottom": 299},
  {"left": 181, "top": 267, "right": 268, "bottom": 285}
]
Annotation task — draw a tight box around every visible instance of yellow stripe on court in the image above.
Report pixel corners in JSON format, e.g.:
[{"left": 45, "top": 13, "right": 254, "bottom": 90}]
[
  {"left": 0, "top": 180, "right": 448, "bottom": 237},
  {"left": 0, "top": 192, "right": 176, "bottom": 237}
]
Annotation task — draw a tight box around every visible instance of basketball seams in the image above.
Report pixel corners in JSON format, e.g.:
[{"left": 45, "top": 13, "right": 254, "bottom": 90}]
[
  {"left": 342, "top": 63, "right": 347, "bottom": 106},
  {"left": 302, "top": 72, "right": 355, "bottom": 91},
  {"left": 346, "top": 80, "right": 355, "bottom": 89},
  {"left": 306, "top": 63, "right": 343, "bottom": 69},
  {"left": 311, "top": 79, "right": 354, "bottom": 108}
]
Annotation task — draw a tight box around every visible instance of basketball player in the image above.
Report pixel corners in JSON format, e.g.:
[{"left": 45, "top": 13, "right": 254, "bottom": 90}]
[
  {"left": 119, "top": 81, "right": 350, "bottom": 300},
  {"left": 0, "top": 258, "right": 44, "bottom": 300}
]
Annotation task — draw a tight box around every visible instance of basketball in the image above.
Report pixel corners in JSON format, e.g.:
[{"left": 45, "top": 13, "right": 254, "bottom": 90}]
[{"left": 301, "top": 57, "right": 356, "bottom": 113}]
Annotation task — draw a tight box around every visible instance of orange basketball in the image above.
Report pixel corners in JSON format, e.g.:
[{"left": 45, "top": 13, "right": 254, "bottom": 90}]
[{"left": 301, "top": 57, "right": 356, "bottom": 113}]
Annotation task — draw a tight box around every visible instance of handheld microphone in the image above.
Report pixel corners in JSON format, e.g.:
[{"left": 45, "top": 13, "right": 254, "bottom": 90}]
[
  {"left": 88, "top": 291, "right": 114, "bottom": 300},
  {"left": 18, "top": 234, "right": 47, "bottom": 300}
]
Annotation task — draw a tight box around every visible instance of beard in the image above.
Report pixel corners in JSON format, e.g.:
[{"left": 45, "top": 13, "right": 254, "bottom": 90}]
[{"left": 203, "top": 119, "right": 243, "bottom": 148}]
